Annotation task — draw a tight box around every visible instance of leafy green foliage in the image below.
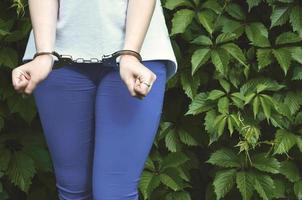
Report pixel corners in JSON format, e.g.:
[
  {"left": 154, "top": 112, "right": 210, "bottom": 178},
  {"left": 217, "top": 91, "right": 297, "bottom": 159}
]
[
  {"left": 0, "top": 1, "right": 55, "bottom": 199},
  {"left": 159, "top": 0, "right": 302, "bottom": 199}
]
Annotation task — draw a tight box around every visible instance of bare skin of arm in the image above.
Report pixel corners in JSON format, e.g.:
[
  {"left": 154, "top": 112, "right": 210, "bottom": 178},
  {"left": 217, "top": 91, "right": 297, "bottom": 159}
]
[
  {"left": 12, "top": 0, "right": 58, "bottom": 95},
  {"left": 116, "top": 0, "right": 158, "bottom": 99}
]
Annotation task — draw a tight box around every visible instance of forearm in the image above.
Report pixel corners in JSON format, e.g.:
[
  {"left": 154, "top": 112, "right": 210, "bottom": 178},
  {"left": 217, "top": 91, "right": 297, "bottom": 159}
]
[
  {"left": 122, "top": 0, "right": 156, "bottom": 53},
  {"left": 28, "top": 0, "right": 58, "bottom": 53}
]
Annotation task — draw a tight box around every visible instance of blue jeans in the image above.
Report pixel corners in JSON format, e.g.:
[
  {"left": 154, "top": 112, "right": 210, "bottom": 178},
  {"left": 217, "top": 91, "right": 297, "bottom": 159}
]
[{"left": 32, "top": 60, "right": 167, "bottom": 200}]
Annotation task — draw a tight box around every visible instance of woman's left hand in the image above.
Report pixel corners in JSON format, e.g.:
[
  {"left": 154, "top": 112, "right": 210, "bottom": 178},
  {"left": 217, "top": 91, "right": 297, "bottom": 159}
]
[{"left": 118, "top": 55, "right": 157, "bottom": 99}]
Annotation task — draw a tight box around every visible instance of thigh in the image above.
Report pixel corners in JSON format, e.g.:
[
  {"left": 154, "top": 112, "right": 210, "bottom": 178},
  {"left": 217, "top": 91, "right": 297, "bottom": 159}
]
[
  {"left": 93, "top": 60, "right": 167, "bottom": 199},
  {"left": 33, "top": 65, "right": 97, "bottom": 199}
]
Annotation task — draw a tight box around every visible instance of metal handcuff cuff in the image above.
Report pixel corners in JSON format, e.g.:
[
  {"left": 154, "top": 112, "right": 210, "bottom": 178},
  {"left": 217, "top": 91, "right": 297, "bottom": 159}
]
[
  {"left": 33, "top": 49, "right": 142, "bottom": 69},
  {"left": 33, "top": 49, "right": 152, "bottom": 88}
]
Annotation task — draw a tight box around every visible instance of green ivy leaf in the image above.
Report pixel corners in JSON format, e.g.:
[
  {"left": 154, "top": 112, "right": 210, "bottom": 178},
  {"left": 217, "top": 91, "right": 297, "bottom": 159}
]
[
  {"left": 162, "top": 151, "right": 189, "bottom": 170},
  {"left": 214, "top": 114, "right": 227, "bottom": 138},
  {"left": 290, "top": 6, "right": 302, "bottom": 37},
  {"left": 0, "top": 47, "right": 18, "bottom": 68},
  {"left": 211, "top": 48, "right": 229, "bottom": 75},
  {"left": 227, "top": 116, "right": 234, "bottom": 135},
  {"left": 166, "top": 191, "right": 191, "bottom": 200},
  {"left": 6, "top": 151, "right": 36, "bottom": 193},
  {"left": 221, "top": 43, "right": 248, "bottom": 67},
  {"left": 245, "top": 23, "right": 270, "bottom": 47},
  {"left": 7, "top": 94, "right": 37, "bottom": 124},
  {"left": 139, "top": 171, "right": 161, "bottom": 199},
  {"left": 275, "top": 32, "right": 302, "bottom": 45},
  {"left": 204, "top": 110, "right": 220, "bottom": 145},
  {"left": 279, "top": 160, "right": 301, "bottom": 182},
  {"left": 216, "top": 32, "right": 237, "bottom": 44},
  {"left": 190, "top": 35, "right": 213, "bottom": 46},
  {"left": 273, "top": 129, "right": 297, "bottom": 155},
  {"left": 225, "top": 3, "right": 245, "bottom": 20},
  {"left": 23, "top": 145, "right": 52, "bottom": 172},
  {"left": 270, "top": 6, "right": 290, "bottom": 28},
  {"left": 296, "top": 136, "right": 302, "bottom": 154},
  {"left": 213, "top": 168, "right": 236, "bottom": 199},
  {"left": 201, "top": 0, "right": 223, "bottom": 14},
  {"left": 247, "top": 0, "right": 262, "bottom": 12},
  {"left": 144, "top": 157, "right": 155, "bottom": 171},
  {"left": 259, "top": 94, "right": 273, "bottom": 121},
  {"left": 218, "top": 96, "right": 229, "bottom": 114},
  {"left": 218, "top": 79, "right": 231, "bottom": 93},
  {"left": 252, "top": 96, "right": 260, "bottom": 119},
  {"left": 181, "top": 70, "right": 200, "bottom": 99},
  {"left": 292, "top": 66, "right": 302, "bottom": 80},
  {"left": 284, "top": 91, "right": 302, "bottom": 115},
  {"left": 220, "top": 16, "right": 244, "bottom": 36},
  {"left": 206, "top": 148, "right": 241, "bottom": 168},
  {"left": 164, "top": 0, "right": 194, "bottom": 10},
  {"left": 186, "top": 93, "right": 213, "bottom": 115},
  {"left": 207, "top": 90, "right": 225, "bottom": 100},
  {"left": 294, "top": 180, "right": 302, "bottom": 200},
  {"left": 165, "top": 128, "right": 182, "bottom": 152},
  {"left": 178, "top": 128, "right": 199, "bottom": 146},
  {"left": 251, "top": 153, "right": 280, "bottom": 174},
  {"left": 191, "top": 48, "right": 211, "bottom": 75},
  {"left": 256, "top": 49, "right": 273, "bottom": 70},
  {"left": 236, "top": 171, "right": 255, "bottom": 200},
  {"left": 291, "top": 47, "right": 302, "bottom": 64},
  {"left": 198, "top": 9, "right": 217, "bottom": 35},
  {"left": 253, "top": 172, "right": 275, "bottom": 200},
  {"left": 160, "top": 172, "right": 183, "bottom": 191},
  {"left": 271, "top": 179, "right": 286, "bottom": 199},
  {"left": 171, "top": 9, "right": 195, "bottom": 35},
  {"left": 230, "top": 92, "right": 245, "bottom": 109},
  {"left": 272, "top": 48, "right": 292, "bottom": 75}
]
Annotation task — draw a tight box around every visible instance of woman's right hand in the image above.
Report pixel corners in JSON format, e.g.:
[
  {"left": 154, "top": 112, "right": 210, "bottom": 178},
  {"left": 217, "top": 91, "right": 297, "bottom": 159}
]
[{"left": 11, "top": 54, "right": 54, "bottom": 95}]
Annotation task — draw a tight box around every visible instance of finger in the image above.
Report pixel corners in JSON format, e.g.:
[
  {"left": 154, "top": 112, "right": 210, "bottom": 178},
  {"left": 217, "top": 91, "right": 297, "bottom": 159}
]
[
  {"left": 134, "top": 90, "right": 146, "bottom": 98},
  {"left": 130, "top": 77, "right": 147, "bottom": 99},
  {"left": 124, "top": 77, "right": 137, "bottom": 97},
  {"left": 18, "top": 75, "right": 30, "bottom": 93},
  {"left": 24, "top": 79, "right": 37, "bottom": 95},
  {"left": 12, "top": 69, "right": 22, "bottom": 87},
  {"left": 12, "top": 70, "right": 17, "bottom": 87},
  {"left": 145, "top": 74, "right": 156, "bottom": 94},
  {"left": 12, "top": 69, "right": 29, "bottom": 85},
  {"left": 14, "top": 75, "right": 29, "bottom": 92},
  {"left": 15, "top": 68, "right": 30, "bottom": 80},
  {"left": 134, "top": 78, "right": 147, "bottom": 96},
  {"left": 134, "top": 75, "right": 154, "bottom": 96}
]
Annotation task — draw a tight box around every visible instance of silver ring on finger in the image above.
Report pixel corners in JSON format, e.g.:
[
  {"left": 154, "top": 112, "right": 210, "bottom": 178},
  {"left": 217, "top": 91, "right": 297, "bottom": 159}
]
[
  {"left": 142, "top": 82, "right": 152, "bottom": 88},
  {"left": 137, "top": 75, "right": 152, "bottom": 87}
]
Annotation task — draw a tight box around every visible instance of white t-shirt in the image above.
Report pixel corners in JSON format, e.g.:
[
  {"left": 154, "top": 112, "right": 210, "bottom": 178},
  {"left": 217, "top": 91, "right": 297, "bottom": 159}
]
[{"left": 21, "top": 0, "right": 178, "bottom": 81}]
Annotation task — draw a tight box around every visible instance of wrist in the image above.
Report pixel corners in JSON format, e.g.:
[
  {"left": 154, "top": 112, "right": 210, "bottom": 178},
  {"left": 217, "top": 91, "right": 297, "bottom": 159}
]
[
  {"left": 119, "top": 54, "right": 140, "bottom": 62},
  {"left": 117, "top": 49, "right": 142, "bottom": 64},
  {"left": 33, "top": 51, "right": 59, "bottom": 61},
  {"left": 33, "top": 54, "right": 55, "bottom": 63}
]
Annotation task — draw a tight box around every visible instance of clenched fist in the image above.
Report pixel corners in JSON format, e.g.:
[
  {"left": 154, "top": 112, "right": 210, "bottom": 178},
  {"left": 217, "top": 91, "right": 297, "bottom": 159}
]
[
  {"left": 11, "top": 55, "right": 54, "bottom": 97},
  {"left": 119, "top": 55, "right": 157, "bottom": 100}
]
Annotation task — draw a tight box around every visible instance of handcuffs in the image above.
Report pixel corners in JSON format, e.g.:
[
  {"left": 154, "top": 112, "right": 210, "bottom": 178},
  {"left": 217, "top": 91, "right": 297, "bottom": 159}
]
[
  {"left": 32, "top": 49, "right": 142, "bottom": 70},
  {"left": 19, "top": 49, "right": 149, "bottom": 99}
]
